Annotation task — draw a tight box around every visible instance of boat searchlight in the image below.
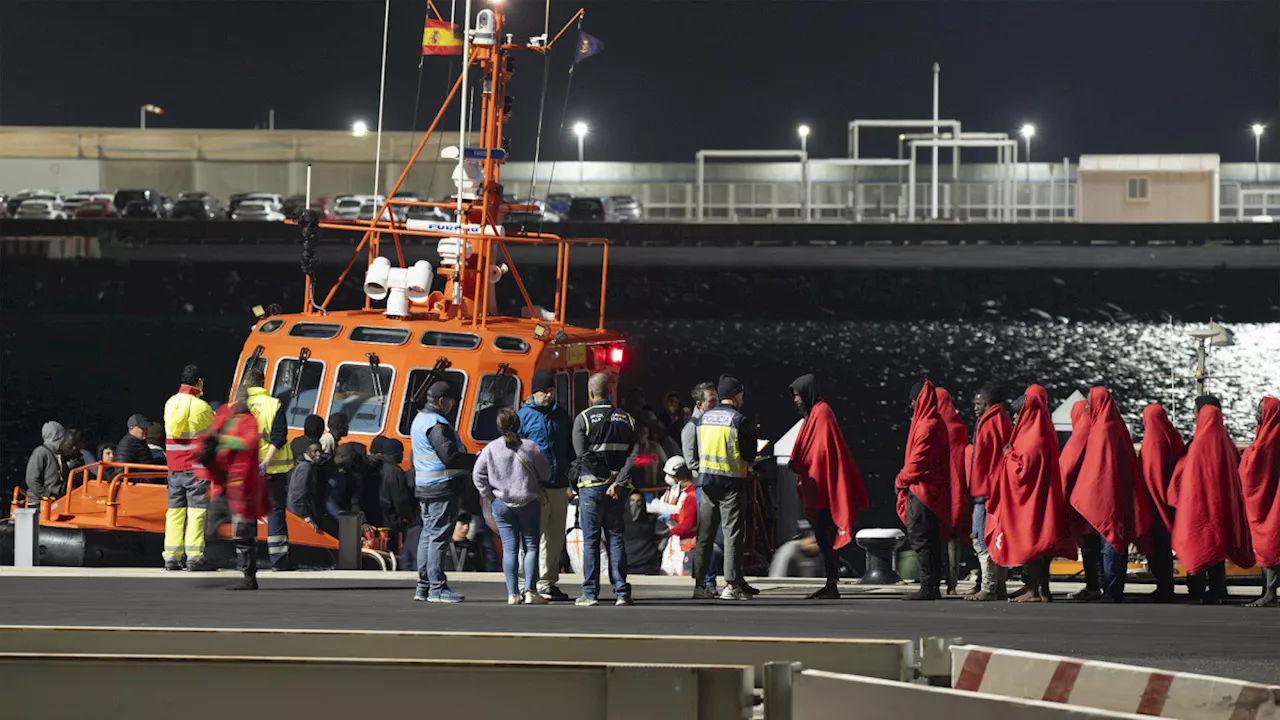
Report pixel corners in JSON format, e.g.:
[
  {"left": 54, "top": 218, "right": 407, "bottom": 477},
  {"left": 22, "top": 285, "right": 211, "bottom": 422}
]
[{"left": 364, "top": 256, "right": 433, "bottom": 317}]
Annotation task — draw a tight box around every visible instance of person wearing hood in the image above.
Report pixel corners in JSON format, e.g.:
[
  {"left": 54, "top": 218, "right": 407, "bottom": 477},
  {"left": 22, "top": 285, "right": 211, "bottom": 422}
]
[
  {"left": 787, "top": 374, "right": 869, "bottom": 599},
  {"left": 1170, "top": 396, "right": 1255, "bottom": 604},
  {"left": 895, "top": 380, "right": 952, "bottom": 601},
  {"left": 966, "top": 383, "right": 1013, "bottom": 602},
  {"left": 369, "top": 435, "right": 420, "bottom": 570},
  {"left": 518, "top": 369, "right": 574, "bottom": 602},
  {"left": 1138, "top": 403, "right": 1185, "bottom": 602},
  {"left": 934, "top": 387, "right": 972, "bottom": 596},
  {"left": 1239, "top": 396, "right": 1279, "bottom": 607},
  {"left": 26, "top": 421, "right": 68, "bottom": 507}
]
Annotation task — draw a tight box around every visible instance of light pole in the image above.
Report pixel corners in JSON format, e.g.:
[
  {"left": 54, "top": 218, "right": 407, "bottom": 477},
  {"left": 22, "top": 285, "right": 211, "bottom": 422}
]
[
  {"left": 351, "top": 120, "right": 369, "bottom": 137},
  {"left": 573, "top": 121, "right": 589, "bottom": 185},
  {"left": 1019, "top": 124, "right": 1036, "bottom": 182},
  {"left": 1252, "top": 124, "right": 1265, "bottom": 182},
  {"left": 140, "top": 104, "right": 164, "bottom": 129},
  {"left": 797, "top": 124, "right": 810, "bottom": 153}
]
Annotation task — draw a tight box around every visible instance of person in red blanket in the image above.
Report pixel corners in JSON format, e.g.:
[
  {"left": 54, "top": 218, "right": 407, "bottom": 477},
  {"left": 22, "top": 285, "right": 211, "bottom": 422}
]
[
  {"left": 788, "top": 374, "right": 869, "bottom": 600},
  {"left": 966, "top": 382, "right": 1013, "bottom": 602},
  {"left": 1240, "top": 396, "right": 1280, "bottom": 607},
  {"left": 1056, "top": 399, "right": 1105, "bottom": 600},
  {"left": 985, "top": 385, "right": 1068, "bottom": 603},
  {"left": 198, "top": 388, "right": 272, "bottom": 591},
  {"left": 934, "top": 387, "right": 970, "bottom": 596},
  {"left": 1138, "top": 403, "right": 1185, "bottom": 602},
  {"left": 896, "top": 379, "right": 952, "bottom": 601},
  {"left": 1170, "top": 396, "right": 1255, "bottom": 604}
]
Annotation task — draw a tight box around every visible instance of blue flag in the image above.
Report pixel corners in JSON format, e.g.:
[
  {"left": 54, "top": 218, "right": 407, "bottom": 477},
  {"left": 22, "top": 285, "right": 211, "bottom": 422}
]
[{"left": 574, "top": 30, "right": 603, "bottom": 65}]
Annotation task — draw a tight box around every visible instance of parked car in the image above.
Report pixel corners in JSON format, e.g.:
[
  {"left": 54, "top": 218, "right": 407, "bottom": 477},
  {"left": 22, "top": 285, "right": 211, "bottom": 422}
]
[
  {"left": 357, "top": 201, "right": 395, "bottom": 222},
  {"left": 61, "top": 191, "right": 103, "bottom": 216},
  {"left": 504, "top": 199, "right": 561, "bottom": 226},
  {"left": 244, "top": 193, "right": 284, "bottom": 210},
  {"left": 16, "top": 199, "right": 69, "bottom": 220},
  {"left": 545, "top": 193, "right": 574, "bottom": 215},
  {"left": 305, "top": 203, "right": 338, "bottom": 221},
  {"left": 6, "top": 190, "right": 60, "bottom": 216},
  {"left": 172, "top": 196, "right": 225, "bottom": 220},
  {"left": 232, "top": 201, "right": 286, "bottom": 221},
  {"left": 282, "top": 194, "right": 308, "bottom": 218},
  {"left": 334, "top": 194, "right": 384, "bottom": 220},
  {"left": 177, "top": 191, "right": 214, "bottom": 201},
  {"left": 114, "top": 189, "right": 168, "bottom": 218},
  {"left": 610, "top": 195, "right": 643, "bottom": 222},
  {"left": 566, "top": 196, "right": 621, "bottom": 223},
  {"left": 73, "top": 200, "right": 121, "bottom": 218},
  {"left": 228, "top": 193, "right": 253, "bottom": 214},
  {"left": 405, "top": 204, "right": 453, "bottom": 223}
]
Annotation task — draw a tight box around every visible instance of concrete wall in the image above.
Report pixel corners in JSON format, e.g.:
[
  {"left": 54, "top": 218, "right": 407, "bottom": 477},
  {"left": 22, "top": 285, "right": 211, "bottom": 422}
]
[{"left": 1078, "top": 171, "right": 1216, "bottom": 223}]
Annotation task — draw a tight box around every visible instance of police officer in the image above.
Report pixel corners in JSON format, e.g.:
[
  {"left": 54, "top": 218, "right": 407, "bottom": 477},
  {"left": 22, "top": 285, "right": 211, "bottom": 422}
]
[
  {"left": 242, "top": 368, "right": 295, "bottom": 571},
  {"left": 411, "top": 381, "right": 474, "bottom": 603},
  {"left": 693, "top": 375, "right": 758, "bottom": 601},
  {"left": 162, "top": 364, "right": 214, "bottom": 571},
  {"left": 572, "top": 372, "right": 640, "bottom": 607}
]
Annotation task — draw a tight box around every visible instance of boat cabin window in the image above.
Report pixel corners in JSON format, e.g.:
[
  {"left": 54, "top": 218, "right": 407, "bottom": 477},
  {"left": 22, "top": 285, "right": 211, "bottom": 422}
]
[
  {"left": 239, "top": 354, "right": 267, "bottom": 385},
  {"left": 556, "top": 371, "right": 570, "bottom": 413},
  {"left": 272, "top": 358, "right": 326, "bottom": 429},
  {"left": 330, "top": 362, "right": 396, "bottom": 435},
  {"left": 398, "top": 368, "right": 469, "bottom": 436},
  {"left": 421, "top": 331, "right": 482, "bottom": 350},
  {"left": 288, "top": 322, "right": 343, "bottom": 339},
  {"left": 350, "top": 326, "right": 411, "bottom": 345},
  {"left": 573, "top": 370, "right": 590, "bottom": 416},
  {"left": 494, "top": 336, "right": 530, "bottom": 353},
  {"left": 258, "top": 319, "right": 284, "bottom": 334},
  {"left": 471, "top": 373, "right": 522, "bottom": 443}
]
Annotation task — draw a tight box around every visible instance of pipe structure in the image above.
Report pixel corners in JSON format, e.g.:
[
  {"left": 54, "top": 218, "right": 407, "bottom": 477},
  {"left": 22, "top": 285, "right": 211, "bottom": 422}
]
[
  {"left": 695, "top": 149, "right": 809, "bottom": 223},
  {"left": 932, "top": 63, "right": 940, "bottom": 220},
  {"left": 908, "top": 138, "right": 1017, "bottom": 223}
]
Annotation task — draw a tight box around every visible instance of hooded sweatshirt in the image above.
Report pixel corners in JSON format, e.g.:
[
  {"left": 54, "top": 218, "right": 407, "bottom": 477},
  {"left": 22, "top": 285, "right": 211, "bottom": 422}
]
[{"left": 26, "top": 421, "right": 68, "bottom": 505}]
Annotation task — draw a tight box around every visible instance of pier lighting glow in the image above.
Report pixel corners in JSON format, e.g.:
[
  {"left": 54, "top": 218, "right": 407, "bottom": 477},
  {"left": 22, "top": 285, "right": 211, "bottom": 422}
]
[
  {"left": 572, "top": 122, "right": 589, "bottom": 138},
  {"left": 1252, "top": 124, "right": 1266, "bottom": 138},
  {"left": 352, "top": 121, "right": 369, "bottom": 137},
  {"left": 797, "top": 124, "right": 810, "bottom": 139},
  {"left": 1019, "top": 124, "right": 1036, "bottom": 139}
]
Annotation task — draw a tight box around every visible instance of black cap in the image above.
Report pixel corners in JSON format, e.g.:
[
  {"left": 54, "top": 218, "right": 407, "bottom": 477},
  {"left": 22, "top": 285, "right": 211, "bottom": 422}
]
[
  {"left": 717, "top": 374, "right": 743, "bottom": 399},
  {"left": 427, "top": 381, "right": 458, "bottom": 402},
  {"left": 127, "top": 413, "right": 148, "bottom": 429},
  {"left": 531, "top": 369, "right": 556, "bottom": 394}
]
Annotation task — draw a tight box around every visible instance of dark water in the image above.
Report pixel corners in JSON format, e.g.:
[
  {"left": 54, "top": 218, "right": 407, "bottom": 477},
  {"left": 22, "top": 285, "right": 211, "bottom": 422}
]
[{"left": 3, "top": 259, "right": 1278, "bottom": 527}]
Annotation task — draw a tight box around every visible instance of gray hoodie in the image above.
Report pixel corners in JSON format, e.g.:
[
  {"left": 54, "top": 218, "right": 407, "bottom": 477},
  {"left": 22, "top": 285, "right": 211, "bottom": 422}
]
[
  {"left": 26, "top": 421, "right": 68, "bottom": 505},
  {"left": 681, "top": 407, "right": 703, "bottom": 473},
  {"left": 472, "top": 437, "right": 551, "bottom": 508}
]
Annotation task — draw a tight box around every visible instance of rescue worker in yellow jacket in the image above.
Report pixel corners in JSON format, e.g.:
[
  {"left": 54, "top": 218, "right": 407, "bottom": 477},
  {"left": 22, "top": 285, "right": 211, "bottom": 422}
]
[
  {"left": 163, "top": 365, "right": 215, "bottom": 571},
  {"left": 242, "top": 368, "right": 296, "bottom": 570}
]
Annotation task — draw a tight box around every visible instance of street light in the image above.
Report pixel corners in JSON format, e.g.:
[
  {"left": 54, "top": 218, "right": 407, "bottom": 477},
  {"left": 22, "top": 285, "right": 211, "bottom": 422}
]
[
  {"left": 1019, "top": 124, "right": 1036, "bottom": 182},
  {"left": 140, "top": 104, "right": 164, "bottom": 130},
  {"left": 572, "top": 121, "right": 589, "bottom": 185},
  {"left": 1252, "top": 124, "right": 1265, "bottom": 182},
  {"left": 352, "top": 121, "right": 369, "bottom": 137},
  {"left": 797, "top": 124, "right": 810, "bottom": 153}
]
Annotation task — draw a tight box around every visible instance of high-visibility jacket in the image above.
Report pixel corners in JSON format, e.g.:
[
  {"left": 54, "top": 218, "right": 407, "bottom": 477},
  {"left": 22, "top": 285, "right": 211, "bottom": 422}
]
[
  {"left": 164, "top": 384, "right": 214, "bottom": 472},
  {"left": 246, "top": 386, "right": 294, "bottom": 474},
  {"left": 576, "top": 401, "right": 636, "bottom": 489},
  {"left": 697, "top": 404, "right": 749, "bottom": 486},
  {"left": 411, "top": 409, "right": 468, "bottom": 488}
]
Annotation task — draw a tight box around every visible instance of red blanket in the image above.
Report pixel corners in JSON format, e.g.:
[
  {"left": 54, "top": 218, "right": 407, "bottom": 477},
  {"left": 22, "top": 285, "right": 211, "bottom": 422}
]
[
  {"left": 791, "top": 399, "right": 870, "bottom": 550},
  {"left": 1241, "top": 397, "right": 1280, "bottom": 567},
  {"left": 895, "top": 380, "right": 952, "bottom": 536},
  {"left": 1169, "top": 405, "right": 1255, "bottom": 575},
  {"left": 201, "top": 404, "right": 271, "bottom": 519},
  {"left": 1070, "top": 387, "right": 1150, "bottom": 548},
  {"left": 968, "top": 404, "right": 1012, "bottom": 499},
  {"left": 935, "top": 387, "right": 972, "bottom": 540},
  {"left": 985, "top": 385, "right": 1069, "bottom": 567},
  {"left": 1058, "top": 399, "right": 1092, "bottom": 542},
  {"left": 1139, "top": 403, "right": 1185, "bottom": 532}
]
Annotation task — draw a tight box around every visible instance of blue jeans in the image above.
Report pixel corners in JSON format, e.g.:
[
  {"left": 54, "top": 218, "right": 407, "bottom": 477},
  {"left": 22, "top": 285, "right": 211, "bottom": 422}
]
[
  {"left": 415, "top": 487, "right": 459, "bottom": 594},
  {"left": 578, "top": 485, "right": 630, "bottom": 600},
  {"left": 971, "top": 499, "right": 988, "bottom": 554},
  {"left": 1101, "top": 537, "right": 1125, "bottom": 601},
  {"left": 492, "top": 497, "right": 541, "bottom": 596}
]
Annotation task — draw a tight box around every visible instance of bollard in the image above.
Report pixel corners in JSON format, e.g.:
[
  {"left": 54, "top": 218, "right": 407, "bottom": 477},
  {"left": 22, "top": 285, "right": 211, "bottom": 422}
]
[
  {"left": 919, "top": 636, "right": 960, "bottom": 686},
  {"left": 337, "top": 511, "right": 364, "bottom": 570},
  {"left": 13, "top": 509, "right": 40, "bottom": 567},
  {"left": 763, "top": 661, "right": 801, "bottom": 720}
]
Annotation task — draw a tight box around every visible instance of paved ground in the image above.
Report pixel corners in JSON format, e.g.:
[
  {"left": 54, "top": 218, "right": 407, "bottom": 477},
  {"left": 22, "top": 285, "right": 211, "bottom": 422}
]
[{"left": 2, "top": 569, "right": 1277, "bottom": 683}]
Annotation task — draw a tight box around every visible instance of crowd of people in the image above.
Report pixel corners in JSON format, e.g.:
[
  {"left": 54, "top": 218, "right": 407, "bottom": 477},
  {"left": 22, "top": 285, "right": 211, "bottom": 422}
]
[{"left": 20, "top": 360, "right": 1280, "bottom": 606}]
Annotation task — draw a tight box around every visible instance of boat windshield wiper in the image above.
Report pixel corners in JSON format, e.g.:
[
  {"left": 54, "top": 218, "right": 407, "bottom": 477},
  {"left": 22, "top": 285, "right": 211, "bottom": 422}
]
[
  {"left": 238, "top": 344, "right": 264, "bottom": 387},
  {"left": 291, "top": 347, "right": 312, "bottom": 400},
  {"left": 410, "top": 356, "right": 453, "bottom": 405},
  {"left": 366, "top": 352, "right": 386, "bottom": 425}
]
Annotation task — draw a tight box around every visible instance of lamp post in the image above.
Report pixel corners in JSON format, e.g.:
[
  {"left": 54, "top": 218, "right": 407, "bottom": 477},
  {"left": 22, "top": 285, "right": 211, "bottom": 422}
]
[
  {"left": 797, "top": 124, "right": 810, "bottom": 153},
  {"left": 352, "top": 121, "right": 369, "bottom": 137},
  {"left": 1252, "top": 124, "right": 1265, "bottom": 182},
  {"left": 573, "top": 121, "right": 589, "bottom": 185},
  {"left": 140, "top": 104, "right": 164, "bottom": 129},
  {"left": 1019, "top": 124, "right": 1036, "bottom": 182}
]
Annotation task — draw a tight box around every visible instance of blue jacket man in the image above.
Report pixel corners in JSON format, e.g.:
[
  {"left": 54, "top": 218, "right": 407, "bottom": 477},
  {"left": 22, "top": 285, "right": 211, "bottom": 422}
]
[
  {"left": 519, "top": 369, "right": 575, "bottom": 601},
  {"left": 410, "top": 380, "right": 474, "bottom": 603}
]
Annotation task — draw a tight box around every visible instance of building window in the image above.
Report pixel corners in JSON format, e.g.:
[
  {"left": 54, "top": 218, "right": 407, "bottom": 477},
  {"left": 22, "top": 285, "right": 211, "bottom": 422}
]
[
  {"left": 471, "top": 373, "right": 522, "bottom": 443},
  {"left": 398, "top": 368, "right": 468, "bottom": 436},
  {"left": 1126, "top": 176, "right": 1150, "bottom": 202},
  {"left": 272, "top": 358, "right": 326, "bottom": 429},
  {"left": 329, "top": 362, "right": 396, "bottom": 435}
]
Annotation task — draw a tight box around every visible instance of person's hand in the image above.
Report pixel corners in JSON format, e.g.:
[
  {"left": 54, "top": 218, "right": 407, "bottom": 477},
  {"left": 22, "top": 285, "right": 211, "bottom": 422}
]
[
  {"left": 305, "top": 518, "right": 320, "bottom": 533},
  {"left": 565, "top": 487, "right": 576, "bottom": 499},
  {"left": 606, "top": 484, "right": 622, "bottom": 500},
  {"left": 258, "top": 464, "right": 267, "bottom": 477},
  {"left": 658, "top": 513, "right": 671, "bottom": 524}
]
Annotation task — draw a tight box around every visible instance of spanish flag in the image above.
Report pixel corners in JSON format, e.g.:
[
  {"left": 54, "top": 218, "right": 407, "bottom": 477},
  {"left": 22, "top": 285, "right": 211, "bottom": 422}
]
[{"left": 423, "top": 19, "right": 463, "bottom": 56}]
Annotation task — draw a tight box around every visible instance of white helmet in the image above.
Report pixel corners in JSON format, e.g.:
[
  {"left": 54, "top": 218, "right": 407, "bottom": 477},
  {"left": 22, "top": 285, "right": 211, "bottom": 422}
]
[{"left": 663, "top": 456, "right": 688, "bottom": 477}]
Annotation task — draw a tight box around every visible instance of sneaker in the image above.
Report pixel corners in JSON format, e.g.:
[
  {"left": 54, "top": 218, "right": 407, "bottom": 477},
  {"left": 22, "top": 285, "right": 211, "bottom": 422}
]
[
  {"left": 227, "top": 576, "right": 258, "bottom": 591},
  {"left": 615, "top": 595, "right": 634, "bottom": 606},
  {"left": 575, "top": 596, "right": 599, "bottom": 607},
  {"left": 164, "top": 560, "right": 184, "bottom": 572},
  {"left": 739, "top": 581, "right": 761, "bottom": 597},
  {"left": 524, "top": 591, "right": 549, "bottom": 605},
  {"left": 508, "top": 594, "right": 521, "bottom": 605},
  {"left": 427, "top": 586, "right": 468, "bottom": 602},
  {"left": 1067, "top": 588, "right": 1102, "bottom": 602},
  {"left": 413, "top": 589, "right": 429, "bottom": 602},
  {"left": 902, "top": 587, "right": 941, "bottom": 601},
  {"left": 186, "top": 558, "right": 218, "bottom": 572},
  {"left": 539, "top": 586, "right": 572, "bottom": 602},
  {"left": 720, "top": 586, "right": 752, "bottom": 601},
  {"left": 692, "top": 585, "right": 718, "bottom": 600}
]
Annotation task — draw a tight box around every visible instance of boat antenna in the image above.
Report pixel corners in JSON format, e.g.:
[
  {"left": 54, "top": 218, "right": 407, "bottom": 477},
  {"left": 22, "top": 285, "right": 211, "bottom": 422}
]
[
  {"left": 456, "top": 0, "right": 474, "bottom": 220},
  {"left": 372, "top": 0, "right": 392, "bottom": 202},
  {"left": 536, "top": 11, "right": 586, "bottom": 238},
  {"left": 521, "top": 0, "right": 553, "bottom": 224}
]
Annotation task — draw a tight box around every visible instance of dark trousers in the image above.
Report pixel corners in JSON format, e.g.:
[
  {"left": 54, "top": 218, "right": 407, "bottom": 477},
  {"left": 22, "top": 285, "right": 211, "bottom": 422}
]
[
  {"left": 1187, "top": 562, "right": 1227, "bottom": 601},
  {"left": 578, "top": 485, "right": 629, "bottom": 600},
  {"left": 1263, "top": 566, "right": 1280, "bottom": 595},
  {"left": 907, "top": 494, "right": 942, "bottom": 592},
  {"left": 693, "top": 483, "right": 745, "bottom": 587},
  {"left": 266, "top": 473, "right": 290, "bottom": 568},
  {"left": 231, "top": 514, "right": 258, "bottom": 579},
  {"left": 808, "top": 508, "right": 841, "bottom": 586},
  {"left": 1080, "top": 533, "right": 1103, "bottom": 590},
  {"left": 1148, "top": 520, "right": 1175, "bottom": 595},
  {"left": 398, "top": 522, "right": 422, "bottom": 572}
]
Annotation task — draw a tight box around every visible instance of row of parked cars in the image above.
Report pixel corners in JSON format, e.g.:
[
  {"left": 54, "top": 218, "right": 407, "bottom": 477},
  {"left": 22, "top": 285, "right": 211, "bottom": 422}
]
[{"left": 0, "top": 188, "right": 645, "bottom": 223}]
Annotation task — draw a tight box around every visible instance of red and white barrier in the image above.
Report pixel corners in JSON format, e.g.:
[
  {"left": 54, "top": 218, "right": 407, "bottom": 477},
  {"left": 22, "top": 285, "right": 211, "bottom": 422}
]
[{"left": 951, "top": 645, "right": 1280, "bottom": 720}]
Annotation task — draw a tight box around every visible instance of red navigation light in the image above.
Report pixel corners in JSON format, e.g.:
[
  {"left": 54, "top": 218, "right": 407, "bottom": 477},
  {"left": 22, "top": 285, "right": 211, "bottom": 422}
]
[{"left": 608, "top": 346, "right": 625, "bottom": 365}]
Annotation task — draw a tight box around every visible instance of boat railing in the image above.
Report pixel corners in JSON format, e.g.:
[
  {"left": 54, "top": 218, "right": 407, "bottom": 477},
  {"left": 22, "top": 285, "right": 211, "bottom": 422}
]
[{"left": 44, "top": 462, "right": 169, "bottom": 525}]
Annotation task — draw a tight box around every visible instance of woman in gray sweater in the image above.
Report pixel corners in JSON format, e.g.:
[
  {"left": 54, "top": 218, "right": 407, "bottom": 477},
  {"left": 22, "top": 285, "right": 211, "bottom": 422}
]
[{"left": 474, "top": 407, "right": 553, "bottom": 604}]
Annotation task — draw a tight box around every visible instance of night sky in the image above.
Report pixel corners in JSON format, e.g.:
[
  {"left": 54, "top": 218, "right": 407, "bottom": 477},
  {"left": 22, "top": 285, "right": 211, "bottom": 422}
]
[{"left": 2, "top": 0, "right": 1277, "bottom": 163}]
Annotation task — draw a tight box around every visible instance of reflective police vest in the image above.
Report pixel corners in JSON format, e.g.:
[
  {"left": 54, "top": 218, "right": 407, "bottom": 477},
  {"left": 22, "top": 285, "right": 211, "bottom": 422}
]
[
  {"left": 697, "top": 404, "right": 749, "bottom": 480},
  {"left": 577, "top": 402, "right": 635, "bottom": 488},
  {"left": 245, "top": 386, "right": 294, "bottom": 474},
  {"left": 163, "top": 384, "right": 213, "bottom": 472},
  {"left": 412, "top": 408, "right": 466, "bottom": 488}
]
